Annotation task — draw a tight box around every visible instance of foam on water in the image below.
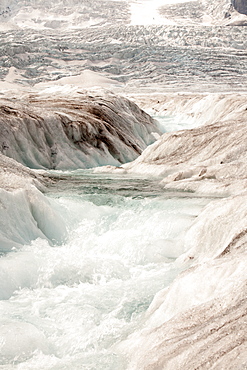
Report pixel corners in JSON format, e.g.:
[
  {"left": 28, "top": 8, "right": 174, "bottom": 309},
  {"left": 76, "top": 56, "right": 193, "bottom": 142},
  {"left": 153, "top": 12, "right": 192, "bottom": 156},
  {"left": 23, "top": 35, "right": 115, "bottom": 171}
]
[{"left": 0, "top": 171, "right": 213, "bottom": 369}]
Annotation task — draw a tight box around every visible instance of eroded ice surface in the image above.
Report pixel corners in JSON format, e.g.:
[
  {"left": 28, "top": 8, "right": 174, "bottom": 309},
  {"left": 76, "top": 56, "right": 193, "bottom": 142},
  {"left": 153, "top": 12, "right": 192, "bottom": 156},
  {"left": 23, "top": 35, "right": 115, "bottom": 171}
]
[{"left": 0, "top": 91, "right": 160, "bottom": 170}]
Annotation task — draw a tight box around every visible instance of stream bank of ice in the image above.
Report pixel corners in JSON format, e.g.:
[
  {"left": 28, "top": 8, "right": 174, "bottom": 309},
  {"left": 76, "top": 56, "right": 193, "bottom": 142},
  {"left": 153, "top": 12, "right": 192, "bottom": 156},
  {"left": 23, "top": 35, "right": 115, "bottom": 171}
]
[{"left": 0, "top": 91, "right": 246, "bottom": 368}]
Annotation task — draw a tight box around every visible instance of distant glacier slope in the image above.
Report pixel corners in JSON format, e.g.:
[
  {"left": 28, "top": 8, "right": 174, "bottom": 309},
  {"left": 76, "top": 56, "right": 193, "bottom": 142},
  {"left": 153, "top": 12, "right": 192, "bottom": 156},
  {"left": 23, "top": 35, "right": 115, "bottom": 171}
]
[{"left": 1, "top": 24, "right": 247, "bottom": 92}]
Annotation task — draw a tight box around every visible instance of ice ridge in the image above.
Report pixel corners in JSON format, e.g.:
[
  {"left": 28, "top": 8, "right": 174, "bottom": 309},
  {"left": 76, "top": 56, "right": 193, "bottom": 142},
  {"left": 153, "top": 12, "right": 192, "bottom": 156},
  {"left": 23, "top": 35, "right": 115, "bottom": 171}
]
[{"left": 0, "top": 91, "right": 160, "bottom": 170}]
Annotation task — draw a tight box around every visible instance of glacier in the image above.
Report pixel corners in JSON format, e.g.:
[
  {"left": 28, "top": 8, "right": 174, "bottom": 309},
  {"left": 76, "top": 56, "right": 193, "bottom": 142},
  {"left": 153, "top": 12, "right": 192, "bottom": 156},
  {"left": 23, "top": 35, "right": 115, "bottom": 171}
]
[
  {"left": 0, "top": 90, "right": 159, "bottom": 169},
  {"left": 0, "top": 0, "right": 247, "bottom": 368}
]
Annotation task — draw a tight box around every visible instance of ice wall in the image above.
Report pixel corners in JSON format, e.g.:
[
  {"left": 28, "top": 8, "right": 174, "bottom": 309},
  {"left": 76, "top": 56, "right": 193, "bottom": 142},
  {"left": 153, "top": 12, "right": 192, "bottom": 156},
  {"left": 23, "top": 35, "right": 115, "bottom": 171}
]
[
  {"left": 0, "top": 153, "right": 67, "bottom": 301},
  {"left": 116, "top": 190, "right": 247, "bottom": 369},
  {"left": 0, "top": 91, "right": 160, "bottom": 170},
  {"left": 120, "top": 93, "right": 247, "bottom": 196},
  {"left": 0, "top": 155, "right": 66, "bottom": 256},
  {"left": 112, "top": 92, "right": 247, "bottom": 369}
]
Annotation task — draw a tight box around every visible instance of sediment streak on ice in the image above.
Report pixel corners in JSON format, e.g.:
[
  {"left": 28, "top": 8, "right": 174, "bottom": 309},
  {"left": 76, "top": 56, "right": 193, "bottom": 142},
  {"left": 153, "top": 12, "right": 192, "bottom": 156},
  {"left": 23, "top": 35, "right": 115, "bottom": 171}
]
[
  {"left": 119, "top": 93, "right": 247, "bottom": 196},
  {"left": 0, "top": 72, "right": 246, "bottom": 370},
  {"left": 0, "top": 91, "right": 160, "bottom": 170},
  {"left": 96, "top": 92, "right": 247, "bottom": 369}
]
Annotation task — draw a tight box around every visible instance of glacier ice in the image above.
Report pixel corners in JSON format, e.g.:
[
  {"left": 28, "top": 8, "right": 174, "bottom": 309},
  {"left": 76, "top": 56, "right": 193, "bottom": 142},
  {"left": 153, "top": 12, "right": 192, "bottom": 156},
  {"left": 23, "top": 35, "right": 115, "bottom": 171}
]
[
  {"left": 117, "top": 93, "right": 247, "bottom": 195},
  {"left": 0, "top": 90, "right": 246, "bottom": 369},
  {"left": 0, "top": 186, "right": 67, "bottom": 254},
  {"left": 92, "top": 92, "right": 247, "bottom": 368},
  {"left": 0, "top": 0, "right": 247, "bottom": 367},
  {"left": 0, "top": 91, "right": 160, "bottom": 170}
]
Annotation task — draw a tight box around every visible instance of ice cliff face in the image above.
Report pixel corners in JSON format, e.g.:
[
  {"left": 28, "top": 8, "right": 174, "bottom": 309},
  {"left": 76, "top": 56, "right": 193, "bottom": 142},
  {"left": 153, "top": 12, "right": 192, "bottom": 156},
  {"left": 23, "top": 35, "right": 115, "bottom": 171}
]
[{"left": 0, "top": 91, "right": 159, "bottom": 170}]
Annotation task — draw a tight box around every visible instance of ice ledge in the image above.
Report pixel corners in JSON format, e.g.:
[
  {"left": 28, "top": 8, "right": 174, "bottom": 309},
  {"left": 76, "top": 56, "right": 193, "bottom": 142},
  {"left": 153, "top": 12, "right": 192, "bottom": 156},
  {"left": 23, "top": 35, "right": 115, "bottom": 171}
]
[
  {"left": 96, "top": 92, "right": 247, "bottom": 368},
  {"left": 0, "top": 90, "right": 160, "bottom": 170}
]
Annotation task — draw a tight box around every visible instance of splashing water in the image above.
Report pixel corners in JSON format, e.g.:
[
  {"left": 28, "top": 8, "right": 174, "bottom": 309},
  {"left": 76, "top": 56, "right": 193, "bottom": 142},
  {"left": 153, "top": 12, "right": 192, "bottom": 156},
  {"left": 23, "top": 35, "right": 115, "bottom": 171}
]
[{"left": 0, "top": 170, "right": 213, "bottom": 369}]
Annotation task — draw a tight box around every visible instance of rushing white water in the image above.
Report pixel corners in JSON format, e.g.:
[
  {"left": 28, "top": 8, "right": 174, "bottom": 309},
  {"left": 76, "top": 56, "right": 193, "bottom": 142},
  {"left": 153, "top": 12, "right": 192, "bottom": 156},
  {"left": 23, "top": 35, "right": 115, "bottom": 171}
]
[{"left": 0, "top": 169, "right": 214, "bottom": 369}]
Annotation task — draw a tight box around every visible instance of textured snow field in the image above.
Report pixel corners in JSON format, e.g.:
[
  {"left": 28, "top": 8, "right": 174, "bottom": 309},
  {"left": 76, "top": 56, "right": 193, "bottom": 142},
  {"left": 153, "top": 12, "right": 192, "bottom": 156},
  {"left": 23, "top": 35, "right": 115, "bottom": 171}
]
[{"left": 0, "top": 0, "right": 247, "bottom": 92}]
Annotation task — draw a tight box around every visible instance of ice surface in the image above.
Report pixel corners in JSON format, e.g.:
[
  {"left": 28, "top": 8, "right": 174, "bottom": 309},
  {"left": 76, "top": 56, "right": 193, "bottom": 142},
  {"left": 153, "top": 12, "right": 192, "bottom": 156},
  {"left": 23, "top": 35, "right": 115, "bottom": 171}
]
[
  {"left": 0, "top": 91, "right": 160, "bottom": 170},
  {"left": 0, "top": 0, "right": 247, "bottom": 368},
  {"left": 118, "top": 93, "right": 247, "bottom": 196},
  {"left": 1, "top": 22, "right": 247, "bottom": 93},
  {"left": 120, "top": 274, "right": 247, "bottom": 369},
  {"left": 0, "top": 152, "right": 45, "bottom": 191},
  {"left": 91, "top": 93, "right": 247, "bottom": 368},
  {"left": 0, "top": 186, "right": 67, "bottom": 254},
  {"left": 118, "top": 208, "right": 247, "bottom": 369},
  {"left": 0, "top": 90, "right": 246, "bottom": 368}
]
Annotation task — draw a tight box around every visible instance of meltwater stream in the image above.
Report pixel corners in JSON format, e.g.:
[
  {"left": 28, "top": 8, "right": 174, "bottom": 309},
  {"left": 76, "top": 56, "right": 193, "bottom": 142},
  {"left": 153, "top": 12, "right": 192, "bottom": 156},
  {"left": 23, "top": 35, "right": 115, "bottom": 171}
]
[{"left": 0, "top": 171, "right": 213, "bottom": 369}]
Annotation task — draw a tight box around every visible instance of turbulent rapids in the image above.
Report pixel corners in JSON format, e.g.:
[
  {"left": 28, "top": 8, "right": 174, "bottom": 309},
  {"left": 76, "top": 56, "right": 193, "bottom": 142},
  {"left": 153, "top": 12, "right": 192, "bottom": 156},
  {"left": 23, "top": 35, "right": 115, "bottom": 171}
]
[
  {"left": 0, "top": 0, "right": 247, "bottom": 369},
  {"left": 0, "top": 171, "right": 213, "bottom": 368},
  {"left": 0, "top": 167, "right": 215, "bottom": 368}
]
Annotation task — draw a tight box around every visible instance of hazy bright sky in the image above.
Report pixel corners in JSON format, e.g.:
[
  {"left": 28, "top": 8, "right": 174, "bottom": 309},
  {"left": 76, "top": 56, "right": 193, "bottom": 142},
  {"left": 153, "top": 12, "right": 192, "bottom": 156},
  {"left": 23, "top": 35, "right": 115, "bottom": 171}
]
[{"left": 130, "top": 0, "right": 196, "bottom": 25}]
